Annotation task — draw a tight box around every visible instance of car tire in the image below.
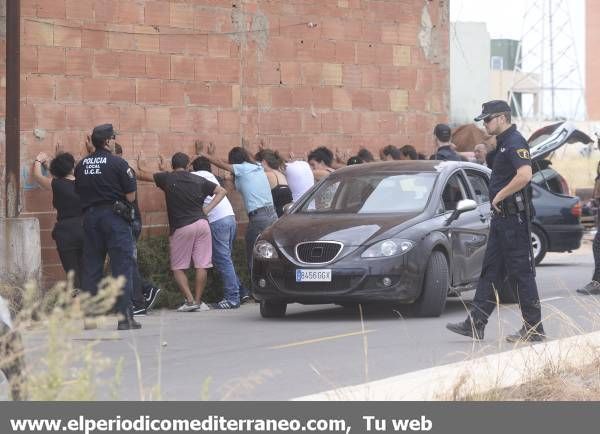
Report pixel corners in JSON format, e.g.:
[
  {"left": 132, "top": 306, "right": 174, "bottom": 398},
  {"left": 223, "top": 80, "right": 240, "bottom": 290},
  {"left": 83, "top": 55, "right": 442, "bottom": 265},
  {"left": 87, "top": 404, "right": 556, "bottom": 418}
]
[
  {"left": 260, "top": 300, "right": 287, "bottom": 318},
  {"left": 498, "top": 276, "right": 518, "bottom": 304},
  {"left": 410, "top": 251, "right": 449, "bottom": 317},
  {"left": 531, "top": 225, "right": 547, "bottom": 265}
]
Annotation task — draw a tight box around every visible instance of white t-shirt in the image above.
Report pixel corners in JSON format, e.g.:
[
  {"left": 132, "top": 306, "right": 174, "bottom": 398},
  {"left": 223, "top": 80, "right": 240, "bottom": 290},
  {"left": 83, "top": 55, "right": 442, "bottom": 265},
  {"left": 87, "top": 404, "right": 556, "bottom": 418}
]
[
  {"left": 285, "top": 161, "right": 314, "bottom": 202},
  {"left": 191, "top": 171, "right": 235, "bottom": 223}
]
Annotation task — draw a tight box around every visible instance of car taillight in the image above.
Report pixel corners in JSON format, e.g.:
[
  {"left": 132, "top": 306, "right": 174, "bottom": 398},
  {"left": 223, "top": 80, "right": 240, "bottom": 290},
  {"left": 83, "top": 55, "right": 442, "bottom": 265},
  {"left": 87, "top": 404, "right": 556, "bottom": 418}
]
[{"left": 571, "top": 203, "right": 582, "bottom": 218}]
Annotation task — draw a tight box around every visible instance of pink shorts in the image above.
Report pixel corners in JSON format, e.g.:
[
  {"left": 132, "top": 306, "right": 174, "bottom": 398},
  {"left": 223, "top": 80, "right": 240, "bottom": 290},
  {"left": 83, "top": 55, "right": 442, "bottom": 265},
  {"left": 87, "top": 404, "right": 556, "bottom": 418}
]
[{"left": 169, "top": 219, "right": 213, "bottom": 270}]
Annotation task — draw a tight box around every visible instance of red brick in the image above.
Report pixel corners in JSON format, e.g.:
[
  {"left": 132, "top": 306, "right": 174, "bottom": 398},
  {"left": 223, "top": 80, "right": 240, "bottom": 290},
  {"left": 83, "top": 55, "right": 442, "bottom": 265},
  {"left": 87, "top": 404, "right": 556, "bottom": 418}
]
[
  {"left": 159, "top": 35, "right": 186, "bottom": 54},
  {"left": 208, "top": 35, "right": 235, "bottom": 58},
  {"left": 92, "top": 105, "right": 120, "bottom": 127},
  {"left": 37, "top": 47, "right": 66, "bottom": 74},
  {"left": 24, "top": 20, "right": 54, "bottom": 46},
  {"left": 66, "top": 0, "right": 94, "bottom": 20},
  {"left": 376, "top": 44, "right": 393, "bottom": 65},
  {"left": 93, "top": 0, "right": 118, "bottom": 23},
  {"left": 22, "top": 0, "right": 37, "bottom": 17},
  {"left": 342, "top": 64, "right": 361, "bottom": 87},
  {"left": 356, "top": 42, "right": 377, "bottom": 64},
  {"left": 280, "top": 62, "right": 301, "bottom": 86},
  {"left": 161, "top": 81, "right": 186, "bottom": 105},
  {"left": 136, "top": 79, "right": 162, "bottom": 104},
  {"left": 109, "top": 79, "right": 136, "bottom": 103},
  {"left": 53, "top": 26, "right": 82, "bottom": 48},
  {"left": 291, "top": 88, "right": 312, "bottom": 109},
  {"left": 195, "top": 58, "right": 240, "bottom": 83},
  {"left": 217, "top": 111, "right": 240, "bottom": 134},
  {"left": 145, "top": 54, "right": 170, "bottom": 79},
  {"left": 83, "top": 78, "right": 110, "bottom": 102},
  {"left": 301, "top": 63, "right": 321, "bottom": 85},
  {"left": 35, "top": 104, "right": 66, "bottom": 130},
  {"left": 302, "top": 112, "right": 321, "bottom": 133},
  {"left": 65, "top": 48, "right": 92, "bottom": 76},
  {"left": 352, "top": 89, "right": 372, "bottom": 110},
  {"left": 344, "top": 18, "right": 363, "bottom": 41},
  {"left": 315, "top": 40, "right": 337, "bottom": 63},
  {"left": 55, "top": 77, "right": 83, "bottom": 101},
  {"left": 361, "top": 65, "right": 380, "bottom": 88},
  {"left": 379, "top": 66, "right": 417, "bottom": 89},
  {"left": 66, "top": 105, "right": 93, "bottom": 129},
  {"left": 362, "top": 22, "right": 380, "bottom": 43},
  {"left": 194, "top": 110, "right": 218, "bottom": 133},
  {"left": 267, "top": 37, "right": 297, "bottom": 61},
  {"left": 93, "top": 51, "right": 120, "bottom": 76},
  {"left": 321, "top": 18, "right": 345, "bottom": 40},
  {"left": 119, "top": 52, "right": 146, "bottom": 77},
  {"left": 119, "top": 105, "right": 145, "bottom": 131},
  {"left": 360, "top": 112, "right": 379, "bottom": 134},
  {"left": 21, "top": 103, "right": 36, "bottom": 130},
  {"left": 170, "top": 2, "right": 194, "bottom": 28},
  {"left": 335, "top": 41, "right": 355, "bottom": 64},
  {"left": 342, "top": 111, "right": 361, "bottom": 133},
  {"left": 259, "top": 112, "right": 281, "bottom": 134},
  {"left": 378, "top": 112, "right": 400, "bottom": 134},
  {"left": 38, "top": 0, "right": 67, "bottom": 19},
  {"left": 210, "top": 85, "right": 232, "bottom": 107},
  {"left": 83, "top": 30, "right": 108, "bottom": 49},
  {"left": 145, "top": 1, "right": 171, "bottom": 27},
  {"left": 135, "top": 33, "right": 160, "bottom": 52},
  {"left": 21, "top": 47, "right": 38, "bottom": 74},
  {"left": 145, "top": 107, "right": 170, "bottom": 132},
  {"left": 280, "top": 111, "right": 301, "bottom": 134},
  {"left": 109, "top": 32, "right": 136, "bottom": 50},
  {"left": 171, "top": 55, "right": 195, "bottom": 80},
  {"left": 409, "top": 91, "right": 428, "bottom": 111},
  {"left": 117, "top": 1, "right": 144, "bottom": 25},
  {"left": 271, "top": 88, "right": 293, "bottom": 108},
  {"left": 169, "top": 107, "right": 194, "bottom": 132},
  {"left": 312, "top": 87, "right": 333, "bottom": 109},
  {"left": 371, "top": 89, "right": 391, "bottom": 111},
  {"left": 322, "top": 112, "right": 342, "bottom": 133},
  {"left": 25, "top": 75, "right": 55, "bottom": 101}
]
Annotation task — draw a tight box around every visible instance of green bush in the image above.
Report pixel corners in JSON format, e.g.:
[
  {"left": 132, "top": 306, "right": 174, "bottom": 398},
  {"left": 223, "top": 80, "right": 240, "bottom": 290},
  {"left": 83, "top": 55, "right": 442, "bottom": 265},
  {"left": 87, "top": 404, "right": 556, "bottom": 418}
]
[{"left": 136, "top": 235, "right": 250, "bottom": 309}]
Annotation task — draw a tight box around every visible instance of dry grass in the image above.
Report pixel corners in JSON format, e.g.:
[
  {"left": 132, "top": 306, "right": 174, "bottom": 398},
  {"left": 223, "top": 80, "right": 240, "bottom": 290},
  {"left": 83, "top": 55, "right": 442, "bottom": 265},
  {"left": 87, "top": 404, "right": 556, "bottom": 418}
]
[{"left": 550, "top": 155, "right": 598, "bottom": 192}]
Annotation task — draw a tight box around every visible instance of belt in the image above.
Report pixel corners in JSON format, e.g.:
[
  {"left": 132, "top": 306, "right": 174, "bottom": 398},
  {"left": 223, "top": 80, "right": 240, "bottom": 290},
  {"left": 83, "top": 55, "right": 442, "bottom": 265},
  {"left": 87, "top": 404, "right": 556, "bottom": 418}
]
[
  {"left": 84, "top": 201, "right": 114, "bottom": 212},
  {"left": 495, "top": 200, "right": 519, "bottom": 218},
  {"left": 248, "top": 205, "right": 275, "bottom": 218}
]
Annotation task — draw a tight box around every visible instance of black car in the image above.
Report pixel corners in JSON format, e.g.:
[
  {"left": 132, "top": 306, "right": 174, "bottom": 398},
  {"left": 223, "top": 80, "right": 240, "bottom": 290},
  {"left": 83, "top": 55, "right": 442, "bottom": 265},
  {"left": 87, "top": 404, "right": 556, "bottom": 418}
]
[
  {"left": 528, "top": 121, "right": 589, "bottom": 264},
  {"left": 253, "top": 160, "right": 497, "bottom": 318}
]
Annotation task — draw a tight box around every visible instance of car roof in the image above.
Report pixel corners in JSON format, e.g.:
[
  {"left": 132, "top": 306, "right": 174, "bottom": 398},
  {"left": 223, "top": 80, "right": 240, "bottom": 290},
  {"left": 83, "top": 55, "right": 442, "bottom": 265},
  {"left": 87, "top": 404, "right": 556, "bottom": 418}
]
[{"left": 331, "top": 160, "right": 490, "bottom": 176}]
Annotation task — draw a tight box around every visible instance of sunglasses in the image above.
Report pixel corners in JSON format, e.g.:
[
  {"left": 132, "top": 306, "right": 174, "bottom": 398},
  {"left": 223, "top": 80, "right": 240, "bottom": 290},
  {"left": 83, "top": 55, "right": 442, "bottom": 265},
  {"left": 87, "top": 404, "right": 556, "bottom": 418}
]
[{"left": 483, "top": 114, "right": 502, "bottom": 124}]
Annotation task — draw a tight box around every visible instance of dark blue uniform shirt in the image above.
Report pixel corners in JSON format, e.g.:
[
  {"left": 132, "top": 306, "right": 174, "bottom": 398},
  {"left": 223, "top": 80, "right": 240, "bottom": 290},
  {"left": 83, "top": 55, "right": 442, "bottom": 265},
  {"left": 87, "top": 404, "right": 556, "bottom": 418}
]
[
  {"left": 488, "top": 124, "right": 531, "bottom": 201},
  {"left": 435, "top": 145, "right": 462, "bottom": 161},
  {"left": 75, "top": 148, "right": 137, "bottom": 210}
]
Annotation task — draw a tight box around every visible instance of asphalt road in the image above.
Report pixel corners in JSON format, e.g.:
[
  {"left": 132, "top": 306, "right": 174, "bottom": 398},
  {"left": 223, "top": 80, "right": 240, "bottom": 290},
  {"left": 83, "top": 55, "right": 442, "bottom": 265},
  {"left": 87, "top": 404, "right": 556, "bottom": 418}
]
[{"left": 22, "top": 241, "right": 600, "bottom": 400}]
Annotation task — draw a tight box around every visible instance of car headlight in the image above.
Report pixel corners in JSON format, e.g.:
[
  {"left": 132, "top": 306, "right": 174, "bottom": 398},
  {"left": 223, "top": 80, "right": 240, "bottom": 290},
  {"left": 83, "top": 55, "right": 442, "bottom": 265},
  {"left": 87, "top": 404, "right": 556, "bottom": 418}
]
[
  {"left": 254, "top": 240, "right": 279, "bottom": 259},
  {"left": 361, "top": 239, "right": 415, "bottom": 258}
]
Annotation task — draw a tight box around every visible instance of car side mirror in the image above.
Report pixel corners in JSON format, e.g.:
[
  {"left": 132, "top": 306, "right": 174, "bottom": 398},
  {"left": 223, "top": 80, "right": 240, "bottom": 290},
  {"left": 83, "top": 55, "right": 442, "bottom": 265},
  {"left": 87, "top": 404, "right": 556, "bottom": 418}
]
[
  {"left": 445, "top": 199, "right": 477, "bottom": 225},
  {"left": 283, "top": 202, "right": 294, "bottom": 215}
]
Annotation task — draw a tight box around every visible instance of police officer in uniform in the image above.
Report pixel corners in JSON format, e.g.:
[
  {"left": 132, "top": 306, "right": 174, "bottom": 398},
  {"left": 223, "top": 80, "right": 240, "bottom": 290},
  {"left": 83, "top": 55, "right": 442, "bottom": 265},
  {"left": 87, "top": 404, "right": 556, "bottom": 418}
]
[
  {"left": 75, "top": 124, "right": 141, "bottom": 330},
  {"left": 446, "top": 100, "right": 545, "bottom": 342}
]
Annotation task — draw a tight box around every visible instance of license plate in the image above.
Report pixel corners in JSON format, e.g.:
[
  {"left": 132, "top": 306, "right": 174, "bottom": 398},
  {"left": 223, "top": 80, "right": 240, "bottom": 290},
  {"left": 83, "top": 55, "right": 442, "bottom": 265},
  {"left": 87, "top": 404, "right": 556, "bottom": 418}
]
[{"left": 296, "top": 269, "right": 332, "bottom": 282}]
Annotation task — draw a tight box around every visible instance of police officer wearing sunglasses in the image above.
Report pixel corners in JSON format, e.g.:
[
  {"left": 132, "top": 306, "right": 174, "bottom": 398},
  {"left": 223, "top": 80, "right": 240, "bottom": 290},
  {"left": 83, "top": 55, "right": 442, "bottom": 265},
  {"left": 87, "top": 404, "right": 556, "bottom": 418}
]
[
  {"left": 75, "top": 124, "right": 141, "bottom": 331},
  {"left": 446, "top": 100, "right": 545, "bottom": 342}
]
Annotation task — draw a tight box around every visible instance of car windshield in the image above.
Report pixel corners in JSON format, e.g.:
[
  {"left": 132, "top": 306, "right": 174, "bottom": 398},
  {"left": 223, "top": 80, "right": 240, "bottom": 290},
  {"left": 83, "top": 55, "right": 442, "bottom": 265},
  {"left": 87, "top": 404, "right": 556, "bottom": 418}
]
[{"left": 297, "top": 172, "right": 437, "bottom": 214}]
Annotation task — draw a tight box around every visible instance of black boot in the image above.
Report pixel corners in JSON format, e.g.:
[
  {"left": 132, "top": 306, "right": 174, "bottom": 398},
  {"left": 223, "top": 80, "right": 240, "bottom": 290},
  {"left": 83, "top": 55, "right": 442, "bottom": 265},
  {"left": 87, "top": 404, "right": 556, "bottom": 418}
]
[
  {"left": 446, "top": 319, "right": 484, "bottom": 340},
  {"left": 117, "top": 309, "right": 142, "bottom": 331},
  {"left": 506, "top": 326, "right": 545, "bottom": 343}
]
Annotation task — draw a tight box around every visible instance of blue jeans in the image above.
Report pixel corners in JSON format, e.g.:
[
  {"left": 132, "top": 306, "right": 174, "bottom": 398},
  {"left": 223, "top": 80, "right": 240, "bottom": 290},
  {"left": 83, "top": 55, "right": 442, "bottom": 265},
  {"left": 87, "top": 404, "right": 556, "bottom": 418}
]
[
  {"left": 210, "top": 215, "right": 242, "bottom": 305},
  {"left": 82, "top": 207, "right": 135, "bottom": 318}
]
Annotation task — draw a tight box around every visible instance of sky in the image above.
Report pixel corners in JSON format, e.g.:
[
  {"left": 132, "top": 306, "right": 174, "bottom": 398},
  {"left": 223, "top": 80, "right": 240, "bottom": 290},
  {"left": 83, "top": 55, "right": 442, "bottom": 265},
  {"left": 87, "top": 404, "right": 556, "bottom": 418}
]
[{"left": 450, "top": 0, "right": 586, "bottom": 119}]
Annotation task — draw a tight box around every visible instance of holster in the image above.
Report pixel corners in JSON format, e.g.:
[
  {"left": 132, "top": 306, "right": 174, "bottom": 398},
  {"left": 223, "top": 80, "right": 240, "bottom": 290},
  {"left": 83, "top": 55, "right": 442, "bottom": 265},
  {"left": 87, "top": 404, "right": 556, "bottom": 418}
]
[{"left": 113, "top": 200, "right": 135, "bottom": 223}]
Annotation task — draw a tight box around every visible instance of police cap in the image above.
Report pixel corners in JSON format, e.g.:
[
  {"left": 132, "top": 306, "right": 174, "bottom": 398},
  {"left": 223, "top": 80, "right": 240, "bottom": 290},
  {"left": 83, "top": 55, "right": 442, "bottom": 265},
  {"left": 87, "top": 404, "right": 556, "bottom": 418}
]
[
  {"left": 433, "top": 124, "right": 452, "bottom": 142},
  {"left": 91, "top": 124, "right": 116, "bottom": 145},
  {"left": 474, "top": 100, "right": 511, "bottom": 122}
]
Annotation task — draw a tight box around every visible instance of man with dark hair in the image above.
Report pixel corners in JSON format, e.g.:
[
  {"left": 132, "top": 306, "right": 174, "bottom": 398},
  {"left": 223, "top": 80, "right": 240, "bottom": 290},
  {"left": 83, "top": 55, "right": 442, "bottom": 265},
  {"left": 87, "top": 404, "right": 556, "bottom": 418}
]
[
  {"left": 380, "top": 145, "right": 402, "bottom": 161},
  {"left": 137, "top": 152, "right": 227, "bottom": 312},
  {"left": 75, "top": 123, "right": 140, "bottom": 330},
  {"left": 357, "top": 148, "right": 375, "bottom": 163},
  {"left": 433, "top": 124, "right": 462, "bottom": 161},
  {"left": 114, "top": 144, "right": 162, "bottom": 315},
  {"left": 447, "top": 100, "right": 545, "bottom": 343},
  {"left": 400, "top": 145, "right": 418, "bottom": 160},
  {"left": 191, "top": 156, "right": 243, "bottom": 309},
  {"left": 307, "top": 147, "right": 336, "bottom": 181}
]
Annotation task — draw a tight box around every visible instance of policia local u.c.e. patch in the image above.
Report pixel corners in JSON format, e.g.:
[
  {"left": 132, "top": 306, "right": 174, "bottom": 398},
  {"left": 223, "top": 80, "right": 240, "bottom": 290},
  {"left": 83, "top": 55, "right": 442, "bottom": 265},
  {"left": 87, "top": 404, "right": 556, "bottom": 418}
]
[{"left": 516, "top": 148, "right": 530, "bottom": 159}]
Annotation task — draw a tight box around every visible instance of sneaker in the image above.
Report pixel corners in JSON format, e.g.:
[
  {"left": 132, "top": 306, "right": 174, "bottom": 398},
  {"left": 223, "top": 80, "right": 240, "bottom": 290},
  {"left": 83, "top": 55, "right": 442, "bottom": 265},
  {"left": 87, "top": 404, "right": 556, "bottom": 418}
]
[
  {"left": 196, "top": 302, "right": 210, "bottom": 312},
  {"left": 506, "top": 326, "right": 546, "bottom": 343},
  {"left": 177, "top": 302, "right": 199, "bottom": 312},
  {"left": 117, "top": 318, "right": 142, "bottom": 330},
  {"left": 240, "top": 295, "right": 255, "bottom": 305},
  {"left": 133, "top": 306, "right": 147, "bottom": 316},
  {"left": 144, "top": 286, "right": 162, "bottom": 311},
  {"left": 446, "top": 319, "right": 485, "bottom": 340},
  {"left": 210, "top": 300, "right": 239, "bottom": 309},
  {"left": 576, "top": 280, "right": 600, "bottom": 295}
]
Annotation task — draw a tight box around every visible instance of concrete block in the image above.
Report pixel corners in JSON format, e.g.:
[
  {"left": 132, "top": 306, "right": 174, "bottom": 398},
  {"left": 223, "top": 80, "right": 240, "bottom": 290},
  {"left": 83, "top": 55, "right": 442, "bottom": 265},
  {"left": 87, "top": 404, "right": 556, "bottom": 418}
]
[{"left": 0, "top": 218, "right": 41, "bottom": 287}]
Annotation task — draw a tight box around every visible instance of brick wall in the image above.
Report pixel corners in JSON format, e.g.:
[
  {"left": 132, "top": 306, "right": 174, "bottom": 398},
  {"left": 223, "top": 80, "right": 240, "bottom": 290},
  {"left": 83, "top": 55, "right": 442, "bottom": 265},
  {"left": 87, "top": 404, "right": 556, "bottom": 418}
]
[{"left": 15, "top": 0, "right": 449, "bottom": 285}]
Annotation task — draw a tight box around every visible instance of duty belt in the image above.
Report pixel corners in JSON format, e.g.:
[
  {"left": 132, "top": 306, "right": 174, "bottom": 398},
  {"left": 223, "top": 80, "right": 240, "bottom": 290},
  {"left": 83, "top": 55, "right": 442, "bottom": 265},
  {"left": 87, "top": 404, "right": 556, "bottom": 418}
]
[{"left": 494, "top": 199, "right": 519, "bottom": 218}]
